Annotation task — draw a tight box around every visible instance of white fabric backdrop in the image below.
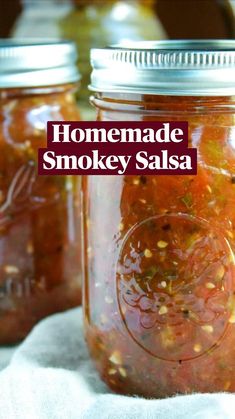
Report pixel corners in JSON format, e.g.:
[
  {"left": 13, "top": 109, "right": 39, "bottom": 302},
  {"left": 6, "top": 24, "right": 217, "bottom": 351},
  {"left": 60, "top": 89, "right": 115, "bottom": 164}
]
[{"left": 0, "top": 308, "right": 234, "bottom": 419}]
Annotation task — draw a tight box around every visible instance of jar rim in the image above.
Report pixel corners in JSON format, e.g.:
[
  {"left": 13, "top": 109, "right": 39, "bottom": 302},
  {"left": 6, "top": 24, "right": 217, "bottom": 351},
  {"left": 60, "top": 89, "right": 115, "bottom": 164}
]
[
  {"left": 90, "top": 40, "right": 235, "bottom": 96},
  {"left": 0, "top": 39, "right": 81, "bottom": 88}
]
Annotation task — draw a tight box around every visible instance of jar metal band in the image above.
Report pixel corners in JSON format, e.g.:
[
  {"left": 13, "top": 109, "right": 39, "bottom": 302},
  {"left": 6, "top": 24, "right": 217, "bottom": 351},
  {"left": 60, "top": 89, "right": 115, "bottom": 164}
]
[
  {"left": 90, "top": 40, "right": 235, "bottom": 96},
  {"left": 0, "top": 40, "right": 81, "bottom": 88}
]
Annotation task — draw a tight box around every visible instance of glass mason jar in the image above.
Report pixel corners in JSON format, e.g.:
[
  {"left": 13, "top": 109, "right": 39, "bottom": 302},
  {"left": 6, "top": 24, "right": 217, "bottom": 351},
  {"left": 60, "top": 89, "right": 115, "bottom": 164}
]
[
  {"left": 11, "top": 0, "right": 167, "bottom": 110},
  {"left": 83, "top": 41, "right": 235, "bottom": 397},
  {"left": 0, "top": 41, "right": 82, "bottom": 344}
]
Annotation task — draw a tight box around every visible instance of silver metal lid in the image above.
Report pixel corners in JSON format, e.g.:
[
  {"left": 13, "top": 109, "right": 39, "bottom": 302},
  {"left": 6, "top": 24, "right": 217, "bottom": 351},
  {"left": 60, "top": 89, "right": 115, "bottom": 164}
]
[
  {"left": 90, "top": 40, "right": 235, "bottom": 96},
  {"left": 0, "top": 40, "right": 80, "bottom": 88}
]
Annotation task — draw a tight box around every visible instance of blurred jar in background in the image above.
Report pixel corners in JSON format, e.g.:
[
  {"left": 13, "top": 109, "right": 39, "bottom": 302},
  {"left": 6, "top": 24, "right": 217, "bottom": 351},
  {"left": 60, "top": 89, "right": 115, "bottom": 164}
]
[
  {"left": 11, "top": 0, "right": 167, "bottom": 117},
  {"left": 0, "top": 40, "right": 82, "bottom": 344}
]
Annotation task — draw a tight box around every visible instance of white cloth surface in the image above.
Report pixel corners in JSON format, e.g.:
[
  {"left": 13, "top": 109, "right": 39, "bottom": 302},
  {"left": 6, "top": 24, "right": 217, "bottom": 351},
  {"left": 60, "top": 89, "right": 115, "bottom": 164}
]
[
  {"left": 0, "top": 346, "right": 16, "bottom": 371},
  {"left": 0, "top": 307, "right": 235, "bottom": 419}
]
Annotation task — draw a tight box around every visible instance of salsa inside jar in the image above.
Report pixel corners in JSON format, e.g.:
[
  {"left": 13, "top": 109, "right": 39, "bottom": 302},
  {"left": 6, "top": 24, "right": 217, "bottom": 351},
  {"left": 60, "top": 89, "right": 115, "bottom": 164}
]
[
  {"left": 84, "top": 41, "right": 235, "bottom": 398},
  {"left": 0, "top": 41, "right": 82, "bottom": 344}
]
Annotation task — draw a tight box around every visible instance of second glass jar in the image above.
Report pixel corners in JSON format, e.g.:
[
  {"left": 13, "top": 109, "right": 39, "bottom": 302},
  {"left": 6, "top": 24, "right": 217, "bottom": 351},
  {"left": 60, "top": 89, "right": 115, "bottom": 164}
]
[{"left": 0, "top": 41, "right": 82, "bottom": 344}]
